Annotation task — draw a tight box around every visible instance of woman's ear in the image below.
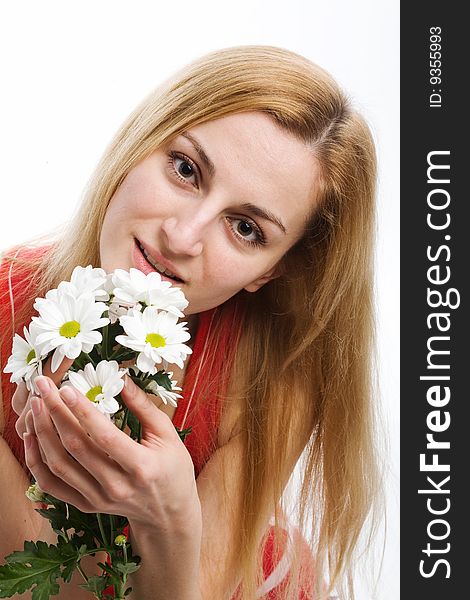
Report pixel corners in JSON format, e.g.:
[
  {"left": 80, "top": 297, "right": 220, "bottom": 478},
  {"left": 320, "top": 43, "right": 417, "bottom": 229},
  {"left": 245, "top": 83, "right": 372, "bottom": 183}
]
[{"left": 244, "top": 263, "right": 284, "bottom": 293}]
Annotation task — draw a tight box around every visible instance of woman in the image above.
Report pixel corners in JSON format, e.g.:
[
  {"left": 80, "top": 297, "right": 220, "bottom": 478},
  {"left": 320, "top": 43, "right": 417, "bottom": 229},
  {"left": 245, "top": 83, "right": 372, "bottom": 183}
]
[{"left": 0, "top": 45, "right": 380, "bottom": 599}]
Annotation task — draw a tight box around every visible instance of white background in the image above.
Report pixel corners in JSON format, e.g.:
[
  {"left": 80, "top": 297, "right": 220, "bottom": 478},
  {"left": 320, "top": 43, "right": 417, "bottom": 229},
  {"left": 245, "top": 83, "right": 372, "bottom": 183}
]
[{"left": 0, "top": 2, "right": 399, "bottom": 598}]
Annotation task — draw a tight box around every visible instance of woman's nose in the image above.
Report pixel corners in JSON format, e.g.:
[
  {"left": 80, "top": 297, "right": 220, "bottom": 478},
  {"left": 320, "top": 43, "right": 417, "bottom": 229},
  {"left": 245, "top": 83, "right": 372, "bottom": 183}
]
[{"left": 161, "top": 216, "right": 204, "bottom": 257}]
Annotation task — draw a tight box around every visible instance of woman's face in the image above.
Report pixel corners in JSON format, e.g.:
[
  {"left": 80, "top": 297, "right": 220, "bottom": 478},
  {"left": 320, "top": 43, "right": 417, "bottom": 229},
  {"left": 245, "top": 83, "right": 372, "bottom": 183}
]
[{"left": 100, "top": 111, "right": 320, "bottom": 316}]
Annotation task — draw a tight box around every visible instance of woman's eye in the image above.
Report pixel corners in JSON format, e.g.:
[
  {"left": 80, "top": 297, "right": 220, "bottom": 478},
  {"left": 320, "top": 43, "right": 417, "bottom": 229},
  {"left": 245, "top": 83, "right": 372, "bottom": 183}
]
[
  {"left": 168, "top": 152, "right": 199, "bottom": 186},
  {"left": 228, "top": 218, "right": 266, "bottom": 248}
]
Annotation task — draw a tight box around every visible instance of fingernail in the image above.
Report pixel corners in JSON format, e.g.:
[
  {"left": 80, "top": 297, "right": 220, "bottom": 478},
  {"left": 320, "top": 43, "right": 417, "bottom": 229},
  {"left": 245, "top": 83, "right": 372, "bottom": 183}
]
[
  {"left": 36, "top": 377, "right": 50, "bottom": 396},
  {"left": 124, "top": 376, "right": 133, "bottom": 390},
  {"left": 61, "top": 386, "right": 77, "bottom": 406},
  {"left": 31, "top": 397, "right": 42, "bottom": 417}
]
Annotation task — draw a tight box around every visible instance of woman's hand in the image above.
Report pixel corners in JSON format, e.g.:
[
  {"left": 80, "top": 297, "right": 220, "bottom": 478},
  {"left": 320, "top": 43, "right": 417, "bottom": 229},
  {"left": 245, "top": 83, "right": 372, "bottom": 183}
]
[
  {"left": 23, "top": 375, "right": 201, "bottom": 532},
  {"left": 12, "top": 357, "right": 73, "bottom": 440}
]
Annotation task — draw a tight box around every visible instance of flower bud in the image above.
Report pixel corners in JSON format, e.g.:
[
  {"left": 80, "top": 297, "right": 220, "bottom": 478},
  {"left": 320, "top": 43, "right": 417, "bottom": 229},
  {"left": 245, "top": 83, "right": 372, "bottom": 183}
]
[
  {"left": 25, "top": 482, "right": 46, "bottom": 503},
  {"left": 114, "top": 534, "right": 127, "bottom": 547}
]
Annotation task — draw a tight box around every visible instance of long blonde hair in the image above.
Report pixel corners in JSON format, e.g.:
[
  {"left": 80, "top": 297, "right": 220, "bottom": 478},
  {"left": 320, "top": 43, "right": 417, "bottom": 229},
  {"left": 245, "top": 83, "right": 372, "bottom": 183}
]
[{"left": 1, "top": 45, "right": 381, "bottom": 598}]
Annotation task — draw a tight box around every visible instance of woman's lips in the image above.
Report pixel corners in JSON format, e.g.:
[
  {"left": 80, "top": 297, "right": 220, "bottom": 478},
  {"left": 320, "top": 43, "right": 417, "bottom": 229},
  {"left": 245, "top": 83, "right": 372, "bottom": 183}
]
[{"left": 132, "top": 239, "right": 184, "bottom": 284}]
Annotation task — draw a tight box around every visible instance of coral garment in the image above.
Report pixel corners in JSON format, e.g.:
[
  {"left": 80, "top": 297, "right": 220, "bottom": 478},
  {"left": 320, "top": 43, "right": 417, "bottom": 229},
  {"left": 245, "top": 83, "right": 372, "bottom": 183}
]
[{"left": 0, "top": 247, "right": 316, "bottom": 599}]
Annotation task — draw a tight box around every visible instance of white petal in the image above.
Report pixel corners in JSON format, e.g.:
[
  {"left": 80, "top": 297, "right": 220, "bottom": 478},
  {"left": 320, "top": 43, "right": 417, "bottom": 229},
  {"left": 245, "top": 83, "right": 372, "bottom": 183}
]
[
  {"left": 83, "top": 363, "right": 100, "bottom": 387},
  {"left": 66, "top": 372, "right": 90, "bottom": 395},
  {"left": 96, "top": 360, "right": 116, "bottom": 382},
  {"left": 119, "top": 315, "right": 146, "bottom": 340},
  {"left": 136, "top": 352, "right": 157, "bottom": 374},
  {"left": 63, "top": 338, "right": 82, "bottom": 359},
  {"left": 115, "top": 335, "right": 145, "bottom": 352},
  {"left": 51, "top": 347, "right": 65, "bottom": 373},
  {"left": 79, "top": 331, "right": 102, "bottom": 345},
  {"left": 100, "top": 397, "right": 120, "bottom": 415},
  {"left": 36, "top": 331, "right": 60, "bottom": 345},
  {"left": 36, "top": 302, "right": 64, "bottom": 327}
]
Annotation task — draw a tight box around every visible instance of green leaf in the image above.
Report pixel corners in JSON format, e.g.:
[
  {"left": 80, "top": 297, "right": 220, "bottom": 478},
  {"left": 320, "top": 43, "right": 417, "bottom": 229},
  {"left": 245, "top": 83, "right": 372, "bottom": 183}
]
[
  {"left": 61, "top": 545, "right": 87, "bottom": 584},
  {"left": 0, "top": 539, "right": 79, "bottom": 599},
  {"left": 125, "top": 409, "right": 141, "bottom": 442},
  {"left": 79, "top": 574, "right": 110, "bottom": 595},
  {"left": 36, "top": 500, "right": 101, "bottom": 549},
  {"left": 176, "top": 425, "right": 193, "bottom": 442},
  {"left": 113, "top": 561, "right": 141, "bottom": 576},
  {"left": 71, "top": 351, "right": 90, "bottom": 371}
]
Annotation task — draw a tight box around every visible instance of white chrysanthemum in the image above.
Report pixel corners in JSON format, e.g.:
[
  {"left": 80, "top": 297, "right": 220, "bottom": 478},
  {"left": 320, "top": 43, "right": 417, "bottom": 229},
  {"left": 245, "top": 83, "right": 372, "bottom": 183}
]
[
  {"left": 63, "top": 360, "right": 126, "bottom": 417},
  {"left": 3, "top": 322, "right": 45, "bottom": 393},
  {"left": 31, "top": 290, "right": 109, "bottom": 373},
  {"left": 116, "top": 307, "right": 192, "bottom": 373},
  {"left": 145, "top": 375, "right": 183, "bottom": 407},
  {"left": 34, "top": 266, "right": 109, "bottom": 308},
  {"left": 111, "top": 268, "right": 189, "bottom": 317}
]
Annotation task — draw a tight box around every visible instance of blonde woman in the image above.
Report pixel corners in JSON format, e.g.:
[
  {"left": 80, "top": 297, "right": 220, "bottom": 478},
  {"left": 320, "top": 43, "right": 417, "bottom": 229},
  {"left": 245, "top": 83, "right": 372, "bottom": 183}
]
[{"left": 0, "top": 45, "right": 380, "bottom": 599}]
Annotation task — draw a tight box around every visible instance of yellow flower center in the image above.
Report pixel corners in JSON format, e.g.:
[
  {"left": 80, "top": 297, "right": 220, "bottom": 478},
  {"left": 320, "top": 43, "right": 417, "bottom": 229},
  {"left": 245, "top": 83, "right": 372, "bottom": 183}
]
[
  {"left": 59, "top": 320, "right": 81, "bottom": 338},
  {"left": 86, "top": 386, "right": 103, "bottom": 403},
  {"left": 114, "top": 534, "right": 127, "bottom": 547},
  {"left": 26, "top": 349, "right": 36, "bottom": 364},
  {"left": 145, "top": 333, "right": 166, "bottom": 348}
]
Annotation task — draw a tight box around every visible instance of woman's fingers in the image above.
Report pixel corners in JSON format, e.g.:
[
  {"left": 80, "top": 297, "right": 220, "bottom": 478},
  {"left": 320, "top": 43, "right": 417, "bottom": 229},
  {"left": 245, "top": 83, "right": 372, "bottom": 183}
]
[
  {"left": 33, "top": 376, "right": 127, "bottom": 482},
  {"left": 57, "top": 383, "right": 147, "bottom": 472},
  {"left": 29, "top": 394, "right": 103, "bottom": 498},
  {"left": 12, "top": 381, "right": 29, "bottom": 415},
  {"left": 25, "top": 408, "right": 47, "bottom": 464},
  {"left": 13, "top": 382, "right": 31, "bottom": 439},
  {"left": 24, "top": 427, "right": 94, "bottom": 512},
  {"left": 13, "top": 355, "right": 73, "bottom": 439},
  {"left": 120, "top": 376, "right": 178, "bottom": 440}
]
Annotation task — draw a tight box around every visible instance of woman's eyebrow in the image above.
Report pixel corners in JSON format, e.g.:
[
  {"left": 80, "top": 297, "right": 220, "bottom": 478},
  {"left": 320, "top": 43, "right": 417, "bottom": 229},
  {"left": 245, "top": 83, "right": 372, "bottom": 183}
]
[
  {"left": 181, "top": 132, "right": 216, "bottom": 177},
  {"left": 180, "top": 131, "right": 287, "bottom": 235},
  {"left": 239, "top": 203, "right": 287, "bottom": 235}
]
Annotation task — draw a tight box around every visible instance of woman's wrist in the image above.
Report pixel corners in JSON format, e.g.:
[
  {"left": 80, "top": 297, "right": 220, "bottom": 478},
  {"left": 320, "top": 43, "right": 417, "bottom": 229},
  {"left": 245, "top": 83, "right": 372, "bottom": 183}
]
[
  {"left": 128, "top": 492, "right": 202, "bottom": 536},
  {"left": 127, "top": 503, "right": 203, "bottom": 600}
]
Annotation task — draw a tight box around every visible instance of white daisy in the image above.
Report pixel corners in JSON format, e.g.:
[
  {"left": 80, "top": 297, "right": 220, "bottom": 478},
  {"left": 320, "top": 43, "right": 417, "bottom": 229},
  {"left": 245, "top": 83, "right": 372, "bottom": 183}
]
[
  {"left": 63, "top": 360, "right": 126, "bottom": 417},
  {"left": 34, "top": 266, "right": 109, "bottom": 309},
  {"left": 111, "top": 268, "right": 189, "bottom": 317},
  {"left": 31, "top": 290, "right": 110, "bottom": 373},
  {"left": 145, "top": 375, "right": 183, "bottom": 407},
  {"left": 3, "top": 322, "right": 45, "bottom": 393},
  {"left": 115, "top": 307, "right": 192, "bottom": 373}
]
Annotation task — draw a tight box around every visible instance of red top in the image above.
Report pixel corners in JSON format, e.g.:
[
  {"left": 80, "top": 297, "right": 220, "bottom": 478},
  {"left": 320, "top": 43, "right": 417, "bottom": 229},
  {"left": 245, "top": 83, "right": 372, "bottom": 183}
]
[{"left": 0, "top": 245, "right": 51, "bottom": 466}]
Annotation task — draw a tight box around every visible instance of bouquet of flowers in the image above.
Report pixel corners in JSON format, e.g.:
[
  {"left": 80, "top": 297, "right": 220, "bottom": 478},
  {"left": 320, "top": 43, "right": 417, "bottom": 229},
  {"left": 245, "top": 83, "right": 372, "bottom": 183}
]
[{"left": 0, "top": 265, "right": 193, "bottom": 599}]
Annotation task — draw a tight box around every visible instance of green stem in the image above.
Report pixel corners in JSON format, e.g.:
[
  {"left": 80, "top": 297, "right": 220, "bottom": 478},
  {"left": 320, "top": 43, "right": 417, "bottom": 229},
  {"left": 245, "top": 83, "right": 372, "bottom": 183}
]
[
  {"left": 102, "top": 324, "right": 109, "bottom": 360},
  {"left": 109, "top": 514, "right": 115, "bottom": 546},
  {"left": 109, "top": 348, "right": 129, "bottom": 361},
  {"left": 76, "top": 564, "right": 89, "bottom": 583},
  {"left": 59, "top": 523, "right": 99, "bottom": 596},
  {"left": 82, "top": 546, "right": 108, "bottom": 555},
  {"left": 114, "top": 543, "right": 128, "bottom": 600},
  {"left": 96, "top": 513, "right": 109, "bottom": 548}
]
